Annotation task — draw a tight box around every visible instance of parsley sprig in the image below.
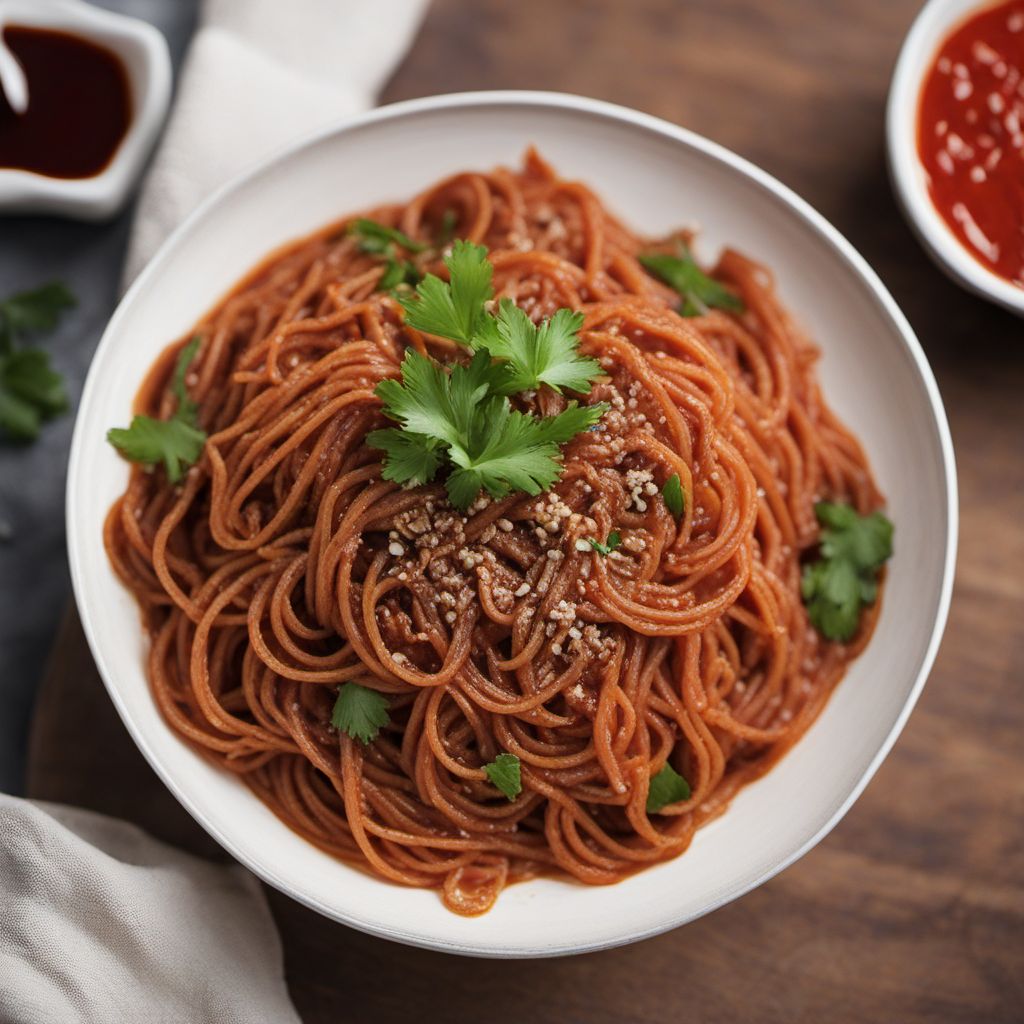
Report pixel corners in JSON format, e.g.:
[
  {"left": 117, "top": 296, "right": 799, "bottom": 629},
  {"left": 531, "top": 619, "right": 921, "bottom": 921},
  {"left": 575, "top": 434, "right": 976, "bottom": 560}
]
[
  {"left": 331, "top": 682, "right": 390, "bottom": 744},
  {"left": 801, "top": 501, "right": 893, "bottom": 642},
  {"left": 107, "top": 338, "right": 207, "bottom": 483},
  {"left": 483, "top": 752, "right": 522, "bottom": 801},
  {"left": 587, "top": 531, "right": 621, "bottom": 556},
  {"left": 662, "top": 473, "right": 684, "bottom": 521},
  {"left": 368, "top": 349, "right": 604, "bottom": 510},
  {"left": 349, "top": 218, "right": 424, "bottom": 292},
  {"left": 640, "top": 244, "right": 744, "bottom": 318},
  {"left": 399, "top": 241, "right": 602, "bottom": 395},
  {"left": 437, "top": 209, "right": 458, "bottom": 245},
  {"left": 647, "top": 762, "right": 691, "bottom": 813},
  {"left": 368, "top": 242, "right": 607, "bottom": 510},
  {"left": 0, "top": 282, "right": 75, "bottom": 441}
]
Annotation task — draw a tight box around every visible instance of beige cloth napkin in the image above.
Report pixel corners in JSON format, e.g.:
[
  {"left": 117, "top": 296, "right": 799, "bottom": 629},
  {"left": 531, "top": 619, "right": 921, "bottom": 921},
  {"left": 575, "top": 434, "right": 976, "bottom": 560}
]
[
  {"left": 1, "top": 1, "right": 427, "bottom": 1020},
  {"left": 125, "top": 0, "right": 428, "bottom": 283},
  {"left": 0, "top": 795, "right": 300, "bottom": 1024}
]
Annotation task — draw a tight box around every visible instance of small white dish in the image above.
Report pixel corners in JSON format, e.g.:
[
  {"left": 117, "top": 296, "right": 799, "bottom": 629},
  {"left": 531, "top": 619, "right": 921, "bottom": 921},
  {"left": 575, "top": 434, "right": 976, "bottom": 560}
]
[
  {"left": 887, "top": 0, "right": 1024, "bottom": 317},
  {"left": 0, "top": 0, "right": 170, "bottom": 220},
  {"left": 67, "top": 92, "right": 957, "bottom": 957}
]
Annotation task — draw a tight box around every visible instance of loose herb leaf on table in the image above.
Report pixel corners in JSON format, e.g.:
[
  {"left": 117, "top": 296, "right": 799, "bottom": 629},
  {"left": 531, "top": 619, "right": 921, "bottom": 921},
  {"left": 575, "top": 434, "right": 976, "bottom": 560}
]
[{"left": 0, "top": 281, "right": 75, "bottom": 441}]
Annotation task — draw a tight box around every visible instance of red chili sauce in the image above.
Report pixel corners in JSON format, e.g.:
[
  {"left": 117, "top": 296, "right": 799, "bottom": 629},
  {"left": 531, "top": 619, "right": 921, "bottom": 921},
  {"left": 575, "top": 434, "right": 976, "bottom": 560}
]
[
  {"left": 918, "top": 0, "right": 1024, "bottom": 288},
  {"left": 0, "top": 26, "right": 131, "bottom": 179}
]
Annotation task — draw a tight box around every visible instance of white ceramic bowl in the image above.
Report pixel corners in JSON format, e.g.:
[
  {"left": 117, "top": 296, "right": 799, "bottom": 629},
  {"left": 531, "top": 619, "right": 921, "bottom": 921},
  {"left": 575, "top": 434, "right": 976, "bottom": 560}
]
[
  {"left": 0, "top": 0, "right": 170, "bottom": 219},
  {"left": 67, "top": 92, "right": 957, "bottom": 958},
  {"left": 887, "top": 0, "right": 1024, "bottom": 316}
]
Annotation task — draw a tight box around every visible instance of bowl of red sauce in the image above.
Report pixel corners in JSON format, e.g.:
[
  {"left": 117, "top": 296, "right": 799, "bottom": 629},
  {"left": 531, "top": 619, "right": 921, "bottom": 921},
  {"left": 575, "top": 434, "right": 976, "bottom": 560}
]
[
  {"left": 0, "top": 0, "right": 170, "bottom": 220},
  {"left": 888, "top": 0, "right": 1024, "bottom": 316}
]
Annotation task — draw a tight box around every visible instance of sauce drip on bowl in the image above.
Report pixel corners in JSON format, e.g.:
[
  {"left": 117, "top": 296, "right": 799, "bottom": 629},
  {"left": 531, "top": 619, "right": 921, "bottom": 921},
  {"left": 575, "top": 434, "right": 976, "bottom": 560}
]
[
  {"left": 0, "top": 26, "right": 131, "bottom": 179},
  {"left": 917, "top": 0, "right": 1024, "bottom": 288}
]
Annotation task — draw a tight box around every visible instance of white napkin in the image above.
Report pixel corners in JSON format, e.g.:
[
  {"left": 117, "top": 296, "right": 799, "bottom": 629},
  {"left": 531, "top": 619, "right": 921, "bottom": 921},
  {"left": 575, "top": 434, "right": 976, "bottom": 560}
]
[
  {"left": 1, "top": 2, "right": 426, "bottom": 1020},
  {"left": 125, "top": 0, "right": 428, "bottom": 282},
  {"left": 0, "top": 795, "right": 301, "bottom": 1024}
]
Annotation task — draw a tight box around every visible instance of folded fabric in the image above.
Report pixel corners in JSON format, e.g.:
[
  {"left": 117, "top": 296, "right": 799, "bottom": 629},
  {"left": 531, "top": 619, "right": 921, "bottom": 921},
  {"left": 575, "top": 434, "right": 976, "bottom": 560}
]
[{"left": 0, "top": 795, "right": 301, "bottom": 1024}]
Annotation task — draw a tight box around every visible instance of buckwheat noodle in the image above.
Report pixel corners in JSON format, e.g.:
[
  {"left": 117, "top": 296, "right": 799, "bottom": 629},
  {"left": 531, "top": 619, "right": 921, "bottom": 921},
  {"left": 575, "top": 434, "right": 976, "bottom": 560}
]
[{"left": 105, "top": 151, "right": 884, "bottom": 915}]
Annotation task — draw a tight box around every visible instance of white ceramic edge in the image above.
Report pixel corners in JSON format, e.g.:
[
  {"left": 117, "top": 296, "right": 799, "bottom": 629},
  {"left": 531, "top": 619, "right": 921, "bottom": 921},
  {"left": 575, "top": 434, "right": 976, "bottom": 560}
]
[
  {"left": 886, "top": 0, "right": 1024, "bottom": 316},
  {"left": 0, "top": 0, "right": 171, "bottom": 220},
  {"left": 67, "top": 90, "right": 959, "bottom": 958}
]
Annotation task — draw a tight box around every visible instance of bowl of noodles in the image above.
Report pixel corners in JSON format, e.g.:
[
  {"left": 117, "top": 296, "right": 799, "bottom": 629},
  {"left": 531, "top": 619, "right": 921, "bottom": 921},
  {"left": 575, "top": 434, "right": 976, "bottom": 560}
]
[{"left": 67, "top": 92, "right": 957, "bottom": 957}]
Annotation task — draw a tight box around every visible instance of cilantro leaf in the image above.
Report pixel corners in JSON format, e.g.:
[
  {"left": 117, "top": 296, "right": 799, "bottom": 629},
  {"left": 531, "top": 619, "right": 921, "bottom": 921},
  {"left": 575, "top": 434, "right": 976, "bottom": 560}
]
[
  {"left": 171, "top": 336, "right": 201, "bottom": 425},
  {"left": 437, "top": 209, "right": 458, "bottom": 245},
  {"left": 482, "top": 300, "right": 601, "bottom": 395},
  {"left": 444, "top": 399, "right": 605, "bottom": 510},
  {"left": 398, "top": 240, "right": 493, "bottom": 344},
  {"left": 662, "top": 473, "right": 684, "bottom": 521},
  {"left": 0, "top": 281, "right": 75, "bottom": 351},
  {"left": 2, "top": 349, "right": 67, "bottom": 417},
  {"left": 483, "top": 752, "right": 521, "bottom": 801},
  {"left": 365, "top": 427, "right": 444, "bottom": 487},
  {"left": 331, "top": 682, "right": 390, "bottom": 744},
  {"left": 378, "top": 259, "right": 420, "bottom": 292},
  {"left": 816, "top": 502, "right": 894, "bottom": 569},
  {"left": 107, "top": 340, "right": 207, "bottom": 482},
  {"left": 397, "top": 242, "right": 601, "bottom": 395},
  {"left": 377, "top": 244, "right": 608, "bottom": 508},
  {"left": 646, "top": 762, "right": 691, "bottom": 813},
  {"left": 0, "top": 347, "right": 68, "bottom": 439},
  {"left": 801, "top": 501, "right": 893, "bottom": 642},
  {"left": 0, "top": 386, "right": 42, "bottom": 440},
  {"left": 587, "top": 531, "right": 621, "bottom": 556},
  {"left": 370, "top": 348, "right": 606, "bottom": 510},
  {"left": 640, "top": 245, "right": 744, "bottom": 318},
  {"left": 349, "top": 218, "right": 426, "bottom": 254},
  {"left": 349, "top": 220, "right": 424, "bottom": 294},
  {"left": 0, "top": 280, "right": 75, "bottom": 441},
  {"left": 374, "top": 348, "right": 496, "bottom": 450},
  {"left": 107, "top": 416, "right": 206, "bottom": 483}
]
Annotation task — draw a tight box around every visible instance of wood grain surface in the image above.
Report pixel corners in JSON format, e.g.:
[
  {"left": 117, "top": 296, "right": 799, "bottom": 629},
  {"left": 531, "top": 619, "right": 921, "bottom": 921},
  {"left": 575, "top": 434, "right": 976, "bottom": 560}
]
[{"left": 27, "top": 1, "right": 1024, "bottom": 1021}]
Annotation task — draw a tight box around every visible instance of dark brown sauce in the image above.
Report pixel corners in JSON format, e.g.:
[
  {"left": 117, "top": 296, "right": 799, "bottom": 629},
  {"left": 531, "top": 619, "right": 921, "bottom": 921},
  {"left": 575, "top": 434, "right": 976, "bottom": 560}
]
[{"left": 0, "top": 25, "right": 132, "bottom": 179}]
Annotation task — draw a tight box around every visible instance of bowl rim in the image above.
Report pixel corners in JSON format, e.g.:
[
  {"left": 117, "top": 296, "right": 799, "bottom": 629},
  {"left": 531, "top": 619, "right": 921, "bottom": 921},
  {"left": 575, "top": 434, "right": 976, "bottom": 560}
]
[
  {"left": 0, "top": 0, "right": 171, "bottom": 220},
  {"left": 67, "top": 89, "right": 959, "bottom": 957},
  {"left": 886, "top": 0, "right": 1024, "bottom": 317}
]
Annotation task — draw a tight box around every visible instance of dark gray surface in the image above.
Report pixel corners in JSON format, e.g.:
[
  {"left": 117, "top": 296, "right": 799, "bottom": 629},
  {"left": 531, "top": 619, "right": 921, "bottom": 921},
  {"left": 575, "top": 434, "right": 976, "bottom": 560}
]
[{"left": 0, "top": 0, "right": 198, "bottom": 793}]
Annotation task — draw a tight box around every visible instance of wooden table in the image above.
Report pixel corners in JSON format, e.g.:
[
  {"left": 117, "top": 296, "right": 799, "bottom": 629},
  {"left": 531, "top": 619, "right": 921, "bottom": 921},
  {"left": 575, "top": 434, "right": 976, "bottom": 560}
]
[{"left": 28, "top": 1, "right": 1024, "bottom": 1020}]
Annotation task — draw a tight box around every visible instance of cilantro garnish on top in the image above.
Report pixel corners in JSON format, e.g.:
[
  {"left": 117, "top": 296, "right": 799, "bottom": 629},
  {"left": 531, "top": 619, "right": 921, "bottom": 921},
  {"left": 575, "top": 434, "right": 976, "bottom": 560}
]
[
  {"left": 369, "top": 241, "right": 607, "bottom": 510},
  {"left": 368, "top": 349, "right": 604, "bottom": 511},
  {"left": 801, "top": 501, "right": 894, "bottom": 641},
  {"left": 399, "top": 241, "right": 602, "bottom": 395},
  {"left": 107, "top": 337, "right": 207, "bottom": 483},
  {"left": 639, "top": 244, "right": 745, "bottom": 318},
  {"left": 483, "top": 752, "right": 522, "bottom": 801},
  {"left": 331, "top": 681, "right": 390, "bottom": 744},
  {"left": 348, "top": 218, "right": 425, "bottom": 292}
]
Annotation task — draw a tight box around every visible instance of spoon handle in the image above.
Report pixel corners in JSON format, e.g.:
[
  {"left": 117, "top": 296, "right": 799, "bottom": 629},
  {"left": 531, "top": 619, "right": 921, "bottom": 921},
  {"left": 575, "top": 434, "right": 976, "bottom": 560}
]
[{"left": 0, "top": 31, "right": 28, "bottom": 115}]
